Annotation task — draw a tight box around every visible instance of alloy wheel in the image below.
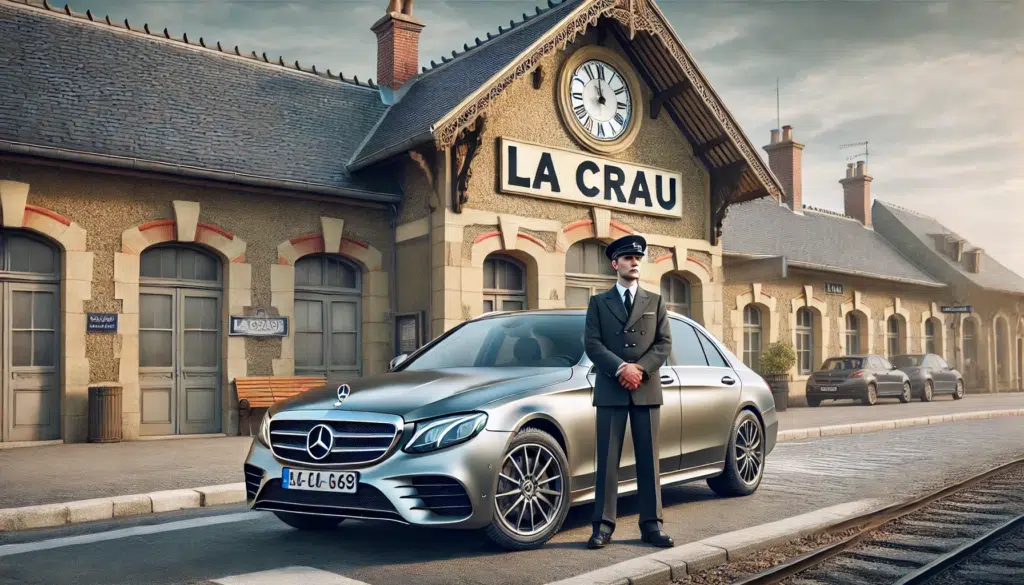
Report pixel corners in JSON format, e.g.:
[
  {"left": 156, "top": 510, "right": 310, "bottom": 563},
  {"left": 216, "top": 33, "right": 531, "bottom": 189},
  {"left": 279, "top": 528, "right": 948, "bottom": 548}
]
[
  {"left": 867, "top": 384, "right": 878, "bottom": 404},
  {"left": 735, "top": 418, "right": 763, "bottom": 485},
  {"left": 901, "top": 382, "right": 911, "bottom": 402},
  {"left": 923, "top": 381, "right": 933, "bottom": 401},
  {"left": 955, "top": 380, "right": 965, "bottom": 398},
  {"left": 494, "top": 443, "right": 564, "bottom": 537}
]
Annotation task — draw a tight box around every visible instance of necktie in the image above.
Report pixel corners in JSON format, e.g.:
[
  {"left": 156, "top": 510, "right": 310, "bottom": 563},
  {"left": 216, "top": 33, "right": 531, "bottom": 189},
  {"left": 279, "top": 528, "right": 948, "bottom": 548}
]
[{"left": 623, "top": 289, "right": 632, "bottom": 315}]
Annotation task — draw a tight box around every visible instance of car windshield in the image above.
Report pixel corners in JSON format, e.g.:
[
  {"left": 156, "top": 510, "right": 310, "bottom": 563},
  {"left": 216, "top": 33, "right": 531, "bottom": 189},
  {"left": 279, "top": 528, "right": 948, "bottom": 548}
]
[
  {"left": 821, "top": 357, "right": 863, "bottom": 371},
  {"left": 891, "top": 355, "right": 924, "bottom": 368},
  {"left": 401, "top": 313, "right": 587, "bottom": 370}
]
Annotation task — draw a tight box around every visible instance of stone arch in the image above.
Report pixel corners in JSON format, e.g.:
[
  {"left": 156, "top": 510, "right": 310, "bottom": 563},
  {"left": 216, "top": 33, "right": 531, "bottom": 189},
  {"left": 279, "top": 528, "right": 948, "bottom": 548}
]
[
  {"left": 114, "top": 200, "right": 250, "bottom": 439},
  {"left": 840, "top": 291, "right": 873, "bottom": 355},
  {"left": 469, "top": 229, "right": 549, "bottom": 314},
  {"left": 993, "top": 312, "right": 1012, "bottom": 386},
  {"left": 556, "top": 210, "right": 638, "bottom": 252},
  {"left": 883, "top": 297, "right": 912, "bottom": 357},
  {"left": 790, "top": 285, "right": 830, "bottom": 378},
  {"left": 272, "top": 217, "right": 389, "bottom": 380},
  {"left": 920, "top": 302, "right": 948, "bottom": 359},
  {"left": 0, "top": 180, "right": 93, "bottom": 442},
  {"left": 730, "top": 283, "right": 778, "bottom": 372}
]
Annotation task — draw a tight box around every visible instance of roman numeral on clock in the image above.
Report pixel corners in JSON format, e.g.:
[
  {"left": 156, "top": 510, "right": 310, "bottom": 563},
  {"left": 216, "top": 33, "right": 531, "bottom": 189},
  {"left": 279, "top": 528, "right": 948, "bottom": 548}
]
[
  {"left": 574, "top": 105, "right": 587, "bottom": 118},
  {"left": 597, "top": 64, "right": 606, "bottom": 80},
  {"left": 614, "top": 86, "right": 626, "bottom": 95},
  {"left": 614, "top": 113, "right": 625, "bottom": 126},
  {"left": 597, "top": 123, "right": 605, "bottom": 138},
  {"left": 572, "top": 92, "right": 583, "bottom": 100}
]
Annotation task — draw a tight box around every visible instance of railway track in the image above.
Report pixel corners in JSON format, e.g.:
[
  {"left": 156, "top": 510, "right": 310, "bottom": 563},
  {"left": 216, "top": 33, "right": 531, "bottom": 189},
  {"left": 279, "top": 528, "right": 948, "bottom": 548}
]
[{"left": 728, "top": 457, "right": 1024, "bottom": 585}]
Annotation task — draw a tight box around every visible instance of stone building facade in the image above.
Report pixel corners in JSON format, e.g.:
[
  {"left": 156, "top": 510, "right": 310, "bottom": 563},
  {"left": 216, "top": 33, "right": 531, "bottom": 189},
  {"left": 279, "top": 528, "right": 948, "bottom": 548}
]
[{"left": 0, "top": 0, "right": 1020, "bottom": 445}]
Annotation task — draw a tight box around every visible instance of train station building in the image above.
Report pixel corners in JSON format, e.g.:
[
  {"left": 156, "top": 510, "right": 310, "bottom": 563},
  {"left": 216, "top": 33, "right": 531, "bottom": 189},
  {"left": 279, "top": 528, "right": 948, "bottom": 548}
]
[{"left": 1, "top": 0, "right": 1021, "bottom": 445}]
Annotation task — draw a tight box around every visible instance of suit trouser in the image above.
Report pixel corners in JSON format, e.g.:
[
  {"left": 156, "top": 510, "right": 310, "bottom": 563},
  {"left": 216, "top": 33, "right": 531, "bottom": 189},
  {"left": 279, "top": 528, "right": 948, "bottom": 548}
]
[{"left": 592, "top": 402, "right": 663, "bottom": 534}]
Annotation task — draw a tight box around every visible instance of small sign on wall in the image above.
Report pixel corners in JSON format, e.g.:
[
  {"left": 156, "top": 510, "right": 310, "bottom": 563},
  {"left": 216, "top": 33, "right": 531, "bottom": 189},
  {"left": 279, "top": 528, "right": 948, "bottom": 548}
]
[
  {"left": 941, "top": 305, "right": 973, "bottom": 314},
  {"left": 87, "top": 313, "right": 118, "bottom": 333},
  {"left": 229, "top": 314, "right": 288, "bottom": 337},
  {"left": 824, "top": 282, "right": 844, "bottom": 295}
]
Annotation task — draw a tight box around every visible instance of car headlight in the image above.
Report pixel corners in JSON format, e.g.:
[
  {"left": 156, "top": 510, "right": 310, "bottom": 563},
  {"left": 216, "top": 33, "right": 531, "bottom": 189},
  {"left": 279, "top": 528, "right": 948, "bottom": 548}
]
[
  {"left": 258, "top": 411, "right": 272, "bottom": 447},
  {"left": 404, "top": 412, "right": 487, "bottom": 454}
]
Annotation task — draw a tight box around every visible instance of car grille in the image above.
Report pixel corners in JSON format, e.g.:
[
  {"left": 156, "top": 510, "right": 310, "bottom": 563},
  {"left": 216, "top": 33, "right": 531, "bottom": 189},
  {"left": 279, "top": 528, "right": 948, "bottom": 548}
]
[
  {"left": 253, "top": 478, "right": 405, "bottom": 523},
  {"left": 269, "top": 419, "right": 399, "bottom": 466},
  {"left": 397, "top": 475, "right": 473, "bottom": 518},
  {"left": 244, "top": 464, "right": 263, "bottom": 501}
]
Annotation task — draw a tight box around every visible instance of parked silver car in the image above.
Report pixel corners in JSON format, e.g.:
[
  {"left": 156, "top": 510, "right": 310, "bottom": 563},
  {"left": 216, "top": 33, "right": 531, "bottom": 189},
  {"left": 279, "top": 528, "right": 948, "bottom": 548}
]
[
  {"left": 890, "top": 353, "right": 966, "bottom": 401},
  {"left": 243, "top": 309, "right": 778, "bottom": 550},
  {"left": 805, "top": 354, "right": 912, "bottom": 406}
]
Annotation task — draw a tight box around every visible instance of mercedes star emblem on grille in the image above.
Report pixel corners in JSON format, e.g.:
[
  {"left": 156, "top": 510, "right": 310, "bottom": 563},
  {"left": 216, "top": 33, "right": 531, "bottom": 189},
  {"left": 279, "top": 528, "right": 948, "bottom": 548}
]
[
  {"left": 335, "top": 383, "right": 351, "bottom": 406},
  {"left": 305, "top": 423, "right": 334, "bottom": 460}
]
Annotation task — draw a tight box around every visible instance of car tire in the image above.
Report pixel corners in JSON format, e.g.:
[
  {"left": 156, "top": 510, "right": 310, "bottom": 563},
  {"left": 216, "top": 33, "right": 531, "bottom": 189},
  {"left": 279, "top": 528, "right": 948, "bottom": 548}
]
[
  {"left": 953, "top": 379, "right": 965, "bottom": 400},
  {"left": 862, "top": 383, "right": 878, "bottom": 406},
  {"left": 899, "top": 382, "right": 912, "bottom": 403},
  {"left": 483, "top": 427, "right": 570, "bottom": 551},
  {"left": 807, "top": 397, "right": 821, "bottom": 407},
  {"left": 707, "top": 409, "right": 765, "bottom": 498},
  {"left": 921, "top": 380, "right": 934, "bottom": 402},
  {"left": 273, "top": 511, "right": 343, "bottom": 531}
]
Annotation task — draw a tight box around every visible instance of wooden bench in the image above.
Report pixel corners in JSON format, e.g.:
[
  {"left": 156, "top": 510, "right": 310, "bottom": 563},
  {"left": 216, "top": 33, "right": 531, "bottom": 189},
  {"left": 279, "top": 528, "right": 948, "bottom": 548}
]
[{"left": 236, "top": 376, "right": 327, "bottom": 435}]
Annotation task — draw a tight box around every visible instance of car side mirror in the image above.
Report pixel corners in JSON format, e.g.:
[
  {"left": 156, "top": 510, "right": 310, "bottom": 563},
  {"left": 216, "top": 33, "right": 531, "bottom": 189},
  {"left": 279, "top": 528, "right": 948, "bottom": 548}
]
[{"left": 389, "top": 353, "right": 409, "bottom": 371}]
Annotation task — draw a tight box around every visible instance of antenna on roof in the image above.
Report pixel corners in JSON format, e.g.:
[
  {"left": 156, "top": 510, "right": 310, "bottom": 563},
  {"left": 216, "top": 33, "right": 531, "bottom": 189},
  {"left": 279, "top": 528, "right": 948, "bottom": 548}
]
[
  {"left": 775, "top": 76, "right": 780, "bottom": 132},
  {"left": 840, "top": 141, "right": 869, "bottom": 164}
]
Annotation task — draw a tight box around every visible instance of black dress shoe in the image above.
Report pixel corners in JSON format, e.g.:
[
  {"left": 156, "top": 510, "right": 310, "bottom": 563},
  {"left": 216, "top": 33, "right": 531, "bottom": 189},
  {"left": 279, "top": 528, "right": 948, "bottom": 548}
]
[
  {"left": 587, "top": 530, "right": 613, "bottom": 549},
  {"left": 641, "top": 530, "right": 674, "bottom": 548}
]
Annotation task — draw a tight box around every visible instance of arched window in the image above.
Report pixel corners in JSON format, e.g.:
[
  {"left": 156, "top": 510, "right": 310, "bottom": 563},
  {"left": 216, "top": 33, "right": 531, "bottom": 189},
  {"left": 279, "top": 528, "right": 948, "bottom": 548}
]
[
  {"left": 996, "top": 318, "right": 1009, "bottom": 382},
  {"left": 482, "top": 254, "right": 526, "bottom": 313},
  {"left": 924, "top": 319, "right": 936, "bottom": 354},
  {"left": 743, "top": 305, "right": 762, "bottom": 371},
  {"left": 660, "top": 273, "right": 690, "bottom": 317},
  {"left": 845, "top": 312, "right": 860, "bottom": 354},
  {"left": 887, "top": 315, "right": 901, "bottom": 358},
  {"left": 795, "top": 307, "right": 813, "bottom": 375},
  {"left": 564, "top": 239, "right": 616, "bottom": 308},
  {"left": 293, "top": 254, "right": 362, "bottom": 379}
]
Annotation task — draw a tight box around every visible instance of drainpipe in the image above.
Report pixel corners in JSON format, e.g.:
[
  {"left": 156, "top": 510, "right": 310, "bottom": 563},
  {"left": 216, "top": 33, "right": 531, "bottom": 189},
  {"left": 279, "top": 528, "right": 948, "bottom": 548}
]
[{"left": 389, "top": 203, "right": 399, "bottom": 363}]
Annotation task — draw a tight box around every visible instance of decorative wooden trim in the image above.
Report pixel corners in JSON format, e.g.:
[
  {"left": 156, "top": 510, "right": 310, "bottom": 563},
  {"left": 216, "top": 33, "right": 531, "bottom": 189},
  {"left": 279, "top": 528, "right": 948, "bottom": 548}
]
[{"left": 451, "top": 115, "right": 486, "bottom": 213}]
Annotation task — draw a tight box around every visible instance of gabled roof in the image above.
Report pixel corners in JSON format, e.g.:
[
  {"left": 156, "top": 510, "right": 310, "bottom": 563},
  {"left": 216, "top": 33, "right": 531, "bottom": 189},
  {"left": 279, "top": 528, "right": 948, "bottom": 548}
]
[
  {"left": 721, "top": 198, "right": 945, "bottom": 287},
  {"left": 350, "top": 0, "right": 785, "bottom": 205},
  {"left": 0, "top": 0, "right": 402, "bottom": 202},
  {"left": 873, "top": 200, "right": 1024, "bottom": 295}
]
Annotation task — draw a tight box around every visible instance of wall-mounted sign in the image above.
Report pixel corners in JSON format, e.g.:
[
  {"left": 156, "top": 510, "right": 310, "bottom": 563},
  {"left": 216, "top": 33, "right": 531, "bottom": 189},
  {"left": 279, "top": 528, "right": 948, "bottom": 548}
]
[
  {"left": 824, "top": 282, "right": 844, "bottom": 295},
  {"left": 229, "top": 315, "right": 288, "bottom": 337},
  {"left": 941, "top": 305, "right": 973, "bottom": 314},
  {"left": 86, "top": 313, "right": 118, "bottom": 333},
  {"left": 395, "top": 312, "right": 424, "bottom": 355},
  {"left": 498, "top": 138, "right": 684, "bottom": 218}
]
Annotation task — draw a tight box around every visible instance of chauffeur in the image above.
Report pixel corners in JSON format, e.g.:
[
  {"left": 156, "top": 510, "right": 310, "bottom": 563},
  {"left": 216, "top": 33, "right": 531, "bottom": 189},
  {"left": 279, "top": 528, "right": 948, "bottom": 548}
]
[{"left": 583, "top": 234, "right": 674, "bottom": 549}]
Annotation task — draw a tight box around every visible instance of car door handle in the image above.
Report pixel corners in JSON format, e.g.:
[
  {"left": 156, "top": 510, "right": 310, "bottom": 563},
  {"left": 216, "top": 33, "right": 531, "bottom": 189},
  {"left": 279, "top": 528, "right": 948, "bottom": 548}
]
[
  {"left": 660, "top": 375, "right": 674, "bottom": 384},
  {"left": 721, "top": 376, "right": 736, "bottom": 385}
]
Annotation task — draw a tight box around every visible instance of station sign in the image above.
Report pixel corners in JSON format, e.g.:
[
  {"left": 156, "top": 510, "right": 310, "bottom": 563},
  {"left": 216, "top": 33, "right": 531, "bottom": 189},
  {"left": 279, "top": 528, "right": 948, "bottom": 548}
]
[
  {"left": 229, "top": 315, "right": 288, "bottom": 337},
  {"left": 940, "top": 305, "right": 973, "bottom": 314},
  {"left": 824, "top": 282, "right": 844, "bottom": 295},
  {"left": 86, "top": 313, "right": 118, "bottom": 333},
  {"left": 498, "top": 138, "right": 684, "bottom": 218}
]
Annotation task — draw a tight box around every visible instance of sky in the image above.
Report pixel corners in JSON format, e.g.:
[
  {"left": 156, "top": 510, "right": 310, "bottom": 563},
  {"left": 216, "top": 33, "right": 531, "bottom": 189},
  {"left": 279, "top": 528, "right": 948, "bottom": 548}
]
[{"left": 82, "top": 0, "right": 1024, "bottom": 275}]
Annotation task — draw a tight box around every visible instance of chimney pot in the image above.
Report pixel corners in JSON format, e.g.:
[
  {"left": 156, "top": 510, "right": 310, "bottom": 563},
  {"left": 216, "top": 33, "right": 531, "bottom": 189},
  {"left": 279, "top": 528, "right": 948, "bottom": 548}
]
[
  {"left": 856, "top": 160, "right": 866, "bottom": 176},
  {"left": 782, "top": 125, "right": 793, "bottom": 142},
  {"left": 763, "top": 125, "right": 804, "bottom": 212},
  {"left": 770, "top": 129, "right": 780, "bottom": 144}
]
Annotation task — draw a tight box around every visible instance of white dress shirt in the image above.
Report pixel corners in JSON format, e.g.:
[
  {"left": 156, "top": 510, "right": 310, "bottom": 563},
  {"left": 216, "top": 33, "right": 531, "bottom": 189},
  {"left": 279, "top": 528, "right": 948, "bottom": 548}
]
[{"left": 614, "top": 281, "right": 639, "bottom": 376}]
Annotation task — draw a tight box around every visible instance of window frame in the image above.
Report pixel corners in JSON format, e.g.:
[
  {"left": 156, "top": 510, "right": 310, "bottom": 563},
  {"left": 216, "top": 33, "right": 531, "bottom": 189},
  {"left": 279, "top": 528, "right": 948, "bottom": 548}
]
[
  {"left": 742, "top": 304, "right": 762, "bottom": 372},
  {"left": 293, "top": 254, "right": 364, "bottom": 377},
  {"left": 482, "top": 254, "right": 528, "bottom": 313},
  {"left": 565, "top": 239, "right": 616, "bottom": 306},
  {"left": 139, "top": 243, "right": 222, "bottom": 290},
  {"left": 795, "top": 307, "right": 813, "bottom": 375},
  {"left": 660, "top": 273, "right": 691, "bottom": 317},
  {"left": 845, "top": 312, "right": 861, "bottom": 355},
  {"left": 0, "top": 230, "right": 61, "bottom": 284}
]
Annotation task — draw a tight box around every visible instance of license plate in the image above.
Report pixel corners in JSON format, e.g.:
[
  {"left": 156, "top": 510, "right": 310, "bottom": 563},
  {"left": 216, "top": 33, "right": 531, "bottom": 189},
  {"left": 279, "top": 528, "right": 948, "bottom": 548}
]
[
  {"left": 282, "top": 468, "right": 358, "bottom": 493},
  {"left": 820, "top": 386, "right": 838, "bottom": 392}
]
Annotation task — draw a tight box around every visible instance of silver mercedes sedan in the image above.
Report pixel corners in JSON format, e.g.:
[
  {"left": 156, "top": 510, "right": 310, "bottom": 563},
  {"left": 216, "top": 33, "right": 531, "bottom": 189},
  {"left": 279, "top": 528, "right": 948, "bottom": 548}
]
[{"left": 243, "top": 309, "right": 779, "bottom": 550}]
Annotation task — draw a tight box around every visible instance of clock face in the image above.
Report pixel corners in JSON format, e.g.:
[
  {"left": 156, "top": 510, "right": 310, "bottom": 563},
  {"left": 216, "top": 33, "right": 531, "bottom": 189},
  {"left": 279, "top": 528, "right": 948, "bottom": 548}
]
[{"left": 568, "top": 59, "right": 633, "bottom": 142}]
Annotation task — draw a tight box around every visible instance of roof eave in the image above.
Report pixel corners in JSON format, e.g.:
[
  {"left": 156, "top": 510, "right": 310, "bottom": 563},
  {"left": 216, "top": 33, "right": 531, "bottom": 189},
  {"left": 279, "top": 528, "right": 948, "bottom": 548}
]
[
  {"left": 722, "top": 252, "right": 947, "bottom": 288},
  {"left": 1, "top": 140, "right": 403, "bottom": 204},
  {"left": 347, "top": 130, "right": 436, "bottom": 173}
]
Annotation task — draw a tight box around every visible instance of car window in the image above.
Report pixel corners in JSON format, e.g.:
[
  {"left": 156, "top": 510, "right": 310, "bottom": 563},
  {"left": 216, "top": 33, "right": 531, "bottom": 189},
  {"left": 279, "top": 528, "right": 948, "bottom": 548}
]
[
  {"left": 823, "top": 357, "right": 863, "bottom": 370},
  {"left": 891, "top": 354, "right": 923, "bottom": 368},
  {"left": 695, "top": 330, "right": 730, "bottom": 368},
  {"left": 668, "top": 319, "right": 708, "bottom": 366},
  {"left": 867, "top": 356, "right": 882, "bottom": 370},
  {"left": 878, "top": 357, "right": 894, "bottom": 370},
  {"left": 935, "top": 356, "right": 949, "bottom": 369}
]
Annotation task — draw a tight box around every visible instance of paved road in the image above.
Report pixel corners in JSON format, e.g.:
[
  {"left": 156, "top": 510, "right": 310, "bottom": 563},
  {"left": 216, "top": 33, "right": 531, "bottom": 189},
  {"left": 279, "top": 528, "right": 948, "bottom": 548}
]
[
  {"left": 2, "top": 393, "right": 1021, "bottom": 510},
  {"left": 2, "top": 417, "right": 1022, "bottom": 585}
]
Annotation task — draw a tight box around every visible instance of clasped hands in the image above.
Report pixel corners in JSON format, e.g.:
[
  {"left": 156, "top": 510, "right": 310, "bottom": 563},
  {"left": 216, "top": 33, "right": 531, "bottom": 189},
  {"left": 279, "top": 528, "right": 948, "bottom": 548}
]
[{"left": 616, "top": 362, "right": 643, "bottom": 391}]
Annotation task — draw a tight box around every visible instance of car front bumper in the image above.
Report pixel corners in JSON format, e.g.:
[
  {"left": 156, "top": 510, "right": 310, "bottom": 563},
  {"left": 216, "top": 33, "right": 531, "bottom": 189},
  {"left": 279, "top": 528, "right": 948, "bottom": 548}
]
[
  {"left": 243, "top": 412, "right": 513, "bottom": 531},
  {"left": 805, "top": 380, "right": 868, "bottom": 400}
]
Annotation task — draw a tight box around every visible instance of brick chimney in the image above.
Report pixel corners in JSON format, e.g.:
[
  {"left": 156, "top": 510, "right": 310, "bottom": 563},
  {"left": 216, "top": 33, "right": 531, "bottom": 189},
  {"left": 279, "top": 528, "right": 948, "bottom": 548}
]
[
  {"left": 763, "top": 125, "right": 805, "bottom": 212},
  {"left": 372, "top": 0, "right": 424, "bottom": 94},
  {"left": 840, "top": 160, "right": 872, "bottom": 227}
]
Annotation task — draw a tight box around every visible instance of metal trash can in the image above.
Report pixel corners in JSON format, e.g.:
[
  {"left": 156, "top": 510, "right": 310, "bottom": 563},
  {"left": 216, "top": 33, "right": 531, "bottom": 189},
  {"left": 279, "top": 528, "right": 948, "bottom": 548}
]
[{"left": 88, "top": 383, "right": 123, "bottom": 443}]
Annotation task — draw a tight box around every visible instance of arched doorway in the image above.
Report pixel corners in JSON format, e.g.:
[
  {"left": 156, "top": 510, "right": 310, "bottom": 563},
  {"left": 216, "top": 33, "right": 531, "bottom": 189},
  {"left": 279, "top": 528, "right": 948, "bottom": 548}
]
[
  {"left": 138, "top": 243, "right": 223, "bottom": 436},
  {"left": 1, "top": 229, "right": 61, "bottom": 442},
  {"left": 293, "top": 253, "right": 362, "bottom": 381},
  {"left": 564, "top": 238, "right": 615, "bottom": 307}
]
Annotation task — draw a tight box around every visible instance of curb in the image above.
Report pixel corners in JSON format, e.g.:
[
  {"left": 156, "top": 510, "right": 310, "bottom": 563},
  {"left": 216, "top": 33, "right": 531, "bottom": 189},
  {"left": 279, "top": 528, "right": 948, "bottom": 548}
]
[
  {"left": 775, "top": 408, "right": 1024, "bottom": 442},
  {"left": 1, "top": 407, "right": 1021, "bottom": 534},
  {"left": 543, "top": 497, "right": 893, "bottom": 585},
  {"left": 0, "top": 483, "right": 247, "bottom": 533}
]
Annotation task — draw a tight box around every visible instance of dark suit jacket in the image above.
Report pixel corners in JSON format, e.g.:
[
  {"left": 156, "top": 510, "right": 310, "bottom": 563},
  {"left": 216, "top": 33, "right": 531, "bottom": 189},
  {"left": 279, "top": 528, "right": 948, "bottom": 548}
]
[{"left": 584, "top": 285, "right": 672, "bottom": 407}]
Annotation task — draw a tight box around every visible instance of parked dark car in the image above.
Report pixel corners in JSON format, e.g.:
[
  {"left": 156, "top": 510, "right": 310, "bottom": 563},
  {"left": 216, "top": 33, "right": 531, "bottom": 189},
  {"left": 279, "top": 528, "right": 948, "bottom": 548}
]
[
  {"left": 805, "top": 354, "right": 912, "bottom": 406},
  {"left": 890, "top": 353, "right": 966, "bottom": 402}
]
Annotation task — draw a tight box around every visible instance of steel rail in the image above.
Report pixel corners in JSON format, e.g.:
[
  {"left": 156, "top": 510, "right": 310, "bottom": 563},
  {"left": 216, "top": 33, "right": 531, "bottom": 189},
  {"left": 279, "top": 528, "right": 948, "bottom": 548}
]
[
  {"left": 892, "top": 512, "right": 1024, "bottom": 585},
  {"left": 729, "top": 455, "right": 1024, "bottom": 585}
]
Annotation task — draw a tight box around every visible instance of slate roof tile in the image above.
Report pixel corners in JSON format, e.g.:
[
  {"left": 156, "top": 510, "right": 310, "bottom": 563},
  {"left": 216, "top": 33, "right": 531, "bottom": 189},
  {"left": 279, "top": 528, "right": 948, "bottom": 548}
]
[
  {"left": 721, "top": 197, "right": 945, "bottom": 287},
  {"left": 0, "top": 0, "right": 401, "bottom": 198}
]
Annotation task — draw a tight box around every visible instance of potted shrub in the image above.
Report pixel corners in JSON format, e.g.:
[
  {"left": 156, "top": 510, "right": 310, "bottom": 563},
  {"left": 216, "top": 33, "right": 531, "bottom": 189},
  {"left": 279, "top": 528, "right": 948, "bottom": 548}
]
[{"left": 759, "top": 341, "right": 796, "bottom": 411}]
